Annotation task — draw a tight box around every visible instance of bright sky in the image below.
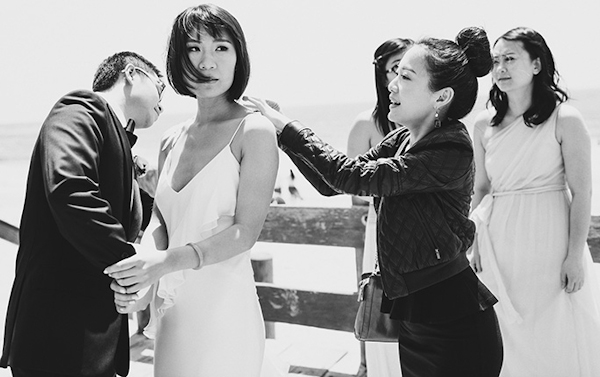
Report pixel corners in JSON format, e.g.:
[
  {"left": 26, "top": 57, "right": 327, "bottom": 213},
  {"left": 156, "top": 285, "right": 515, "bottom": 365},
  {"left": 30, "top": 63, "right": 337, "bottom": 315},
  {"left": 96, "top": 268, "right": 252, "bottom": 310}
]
[{"left": 1, "top": 0, "right": 598, "bottom": 125}]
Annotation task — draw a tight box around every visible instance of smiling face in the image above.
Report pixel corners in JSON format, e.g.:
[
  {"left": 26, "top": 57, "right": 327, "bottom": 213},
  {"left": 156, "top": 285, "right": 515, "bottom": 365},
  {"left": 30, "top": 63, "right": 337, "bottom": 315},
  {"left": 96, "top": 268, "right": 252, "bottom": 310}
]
[
  {"left": 185, "top": 28, "right": 238, "bottom": 100},
  {"left": 387, "top": 46, "right": 438, "bottom": 129},
  {"left": 492, "top": 39, "right": 540, "bottom": 95}
]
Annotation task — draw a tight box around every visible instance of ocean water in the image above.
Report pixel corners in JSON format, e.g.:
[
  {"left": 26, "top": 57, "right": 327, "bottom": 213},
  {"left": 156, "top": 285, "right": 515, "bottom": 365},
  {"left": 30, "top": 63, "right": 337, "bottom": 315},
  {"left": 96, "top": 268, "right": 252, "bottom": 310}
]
[{"left": 2, "top": 87, "right": 599, "bottom": 215}]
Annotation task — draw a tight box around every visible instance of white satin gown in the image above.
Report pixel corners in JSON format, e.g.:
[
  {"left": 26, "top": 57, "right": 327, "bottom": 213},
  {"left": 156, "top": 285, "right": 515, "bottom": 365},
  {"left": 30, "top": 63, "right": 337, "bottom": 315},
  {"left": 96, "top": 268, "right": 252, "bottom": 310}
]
[{"left": 145, "top": 114, "right": 282, "bottom": 376}]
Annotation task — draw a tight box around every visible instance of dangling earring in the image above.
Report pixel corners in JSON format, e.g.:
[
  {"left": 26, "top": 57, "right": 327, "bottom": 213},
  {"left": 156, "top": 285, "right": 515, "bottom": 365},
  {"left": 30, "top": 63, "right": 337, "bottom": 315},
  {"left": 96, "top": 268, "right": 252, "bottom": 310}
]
[{"left": 434, "top": 109, "right": 441, "bottom": 128}]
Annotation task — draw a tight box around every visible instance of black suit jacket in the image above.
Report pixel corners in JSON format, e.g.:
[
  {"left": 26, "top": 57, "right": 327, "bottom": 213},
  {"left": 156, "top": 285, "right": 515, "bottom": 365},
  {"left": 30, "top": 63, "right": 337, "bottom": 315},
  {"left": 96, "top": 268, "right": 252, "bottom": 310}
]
[{"left": 0, "top": 90, "right": 140, "bottom": 376}]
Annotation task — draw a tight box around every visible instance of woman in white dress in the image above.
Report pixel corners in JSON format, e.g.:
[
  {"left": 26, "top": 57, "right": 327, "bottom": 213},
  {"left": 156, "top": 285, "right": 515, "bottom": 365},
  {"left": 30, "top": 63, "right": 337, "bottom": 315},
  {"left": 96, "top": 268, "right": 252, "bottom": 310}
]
[
  {"left": 347, "top": 36, "right": 413, "bottom": 377},
  {"left": 470, "top": 27, "right": 600, "bottom": 376},
  {"left": 104, "top": 4, "right": 279, "bottom": 376}
]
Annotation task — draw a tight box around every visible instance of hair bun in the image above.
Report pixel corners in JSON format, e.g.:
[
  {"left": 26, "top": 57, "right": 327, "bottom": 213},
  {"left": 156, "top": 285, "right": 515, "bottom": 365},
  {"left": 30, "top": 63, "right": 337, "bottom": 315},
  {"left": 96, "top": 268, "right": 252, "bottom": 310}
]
[{"left": 456, "top": 27, "right": 492, "bottom": 78}]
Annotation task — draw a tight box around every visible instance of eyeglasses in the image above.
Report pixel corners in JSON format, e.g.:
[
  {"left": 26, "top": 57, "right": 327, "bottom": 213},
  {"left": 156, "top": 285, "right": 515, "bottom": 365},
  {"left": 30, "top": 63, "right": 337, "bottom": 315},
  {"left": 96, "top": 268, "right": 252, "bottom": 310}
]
[
  {"left": 385, "top": 62, "right": 400, "bottom": 75},
  {"left": 135, "top": 67, "right": 166, "bottom": 101},
  {"left": 124, "top": 65, "right": 166, "bottom": 101}
]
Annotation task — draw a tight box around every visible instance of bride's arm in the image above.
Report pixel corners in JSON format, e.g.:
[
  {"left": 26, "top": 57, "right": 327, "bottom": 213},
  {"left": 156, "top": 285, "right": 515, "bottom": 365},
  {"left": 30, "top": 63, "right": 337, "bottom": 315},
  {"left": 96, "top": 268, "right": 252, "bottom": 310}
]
[
  {"left": 104, "top": 115, "right": 278, "bottom": 292},
  {"left": 193, "top": 115, "right": 279, "bottom": 265}
]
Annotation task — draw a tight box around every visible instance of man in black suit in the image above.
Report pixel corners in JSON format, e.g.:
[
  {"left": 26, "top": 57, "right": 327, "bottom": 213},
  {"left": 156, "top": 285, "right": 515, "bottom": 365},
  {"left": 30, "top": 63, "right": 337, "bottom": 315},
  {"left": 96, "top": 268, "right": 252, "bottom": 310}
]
[{"left": 0, "top": 51, "right": 165, "bottom": 377}]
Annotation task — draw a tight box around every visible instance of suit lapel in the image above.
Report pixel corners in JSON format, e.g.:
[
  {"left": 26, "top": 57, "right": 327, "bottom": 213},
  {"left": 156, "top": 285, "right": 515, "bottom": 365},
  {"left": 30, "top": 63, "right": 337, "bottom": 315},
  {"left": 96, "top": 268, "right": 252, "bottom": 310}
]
[{"left": 107, "top": 108, "right": 135, "bottom": 234}]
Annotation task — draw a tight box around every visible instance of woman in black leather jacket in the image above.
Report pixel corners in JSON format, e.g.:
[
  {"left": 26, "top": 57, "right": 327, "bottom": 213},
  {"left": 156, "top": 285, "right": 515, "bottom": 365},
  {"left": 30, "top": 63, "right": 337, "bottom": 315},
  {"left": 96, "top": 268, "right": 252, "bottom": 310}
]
[{"left": 247, "top": 27, "right": 503, "bottom": 377}]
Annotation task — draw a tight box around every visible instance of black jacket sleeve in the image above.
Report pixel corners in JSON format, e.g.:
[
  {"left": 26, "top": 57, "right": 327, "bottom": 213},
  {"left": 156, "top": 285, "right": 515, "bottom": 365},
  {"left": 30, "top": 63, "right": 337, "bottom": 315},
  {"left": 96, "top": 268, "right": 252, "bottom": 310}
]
[{"left": 278, "top": 121, "right": 473, "bottom": 198}]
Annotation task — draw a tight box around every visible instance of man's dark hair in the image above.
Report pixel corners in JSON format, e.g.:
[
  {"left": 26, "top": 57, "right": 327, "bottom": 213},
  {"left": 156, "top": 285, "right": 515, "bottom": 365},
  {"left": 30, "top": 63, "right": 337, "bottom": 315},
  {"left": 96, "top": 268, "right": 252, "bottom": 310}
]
[{"left": 92, "top": 51, "right": 162, "bottom": 92}]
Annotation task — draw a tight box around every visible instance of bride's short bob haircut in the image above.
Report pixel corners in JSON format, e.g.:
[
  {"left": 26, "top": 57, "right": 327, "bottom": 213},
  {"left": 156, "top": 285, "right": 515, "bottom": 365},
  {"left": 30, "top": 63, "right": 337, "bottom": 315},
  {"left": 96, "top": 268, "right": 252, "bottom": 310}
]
[{"left": 166, "top": 3, "right": 251, "bottom": 101}]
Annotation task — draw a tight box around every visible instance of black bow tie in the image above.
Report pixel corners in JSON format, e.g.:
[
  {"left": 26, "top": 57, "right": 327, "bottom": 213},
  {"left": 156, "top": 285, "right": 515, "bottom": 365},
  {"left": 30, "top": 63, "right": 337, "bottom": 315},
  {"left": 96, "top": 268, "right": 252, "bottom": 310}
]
[{"left": 125, "top": 119, "right": 138, "bottom": 147}]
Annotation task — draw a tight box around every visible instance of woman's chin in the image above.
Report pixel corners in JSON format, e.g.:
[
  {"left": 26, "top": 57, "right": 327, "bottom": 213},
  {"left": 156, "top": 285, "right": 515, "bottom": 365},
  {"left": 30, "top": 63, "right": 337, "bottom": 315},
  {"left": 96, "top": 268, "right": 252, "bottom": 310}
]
[{"left": 387, "top": 113, "right": 400, "bottom": 124}]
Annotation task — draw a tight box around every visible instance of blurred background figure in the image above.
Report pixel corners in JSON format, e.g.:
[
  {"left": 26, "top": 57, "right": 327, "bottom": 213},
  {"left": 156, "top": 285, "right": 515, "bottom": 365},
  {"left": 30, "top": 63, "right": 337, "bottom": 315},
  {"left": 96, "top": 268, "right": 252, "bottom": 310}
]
[{"left": 347, "top": 36, "right": 413, "bottom": 377}]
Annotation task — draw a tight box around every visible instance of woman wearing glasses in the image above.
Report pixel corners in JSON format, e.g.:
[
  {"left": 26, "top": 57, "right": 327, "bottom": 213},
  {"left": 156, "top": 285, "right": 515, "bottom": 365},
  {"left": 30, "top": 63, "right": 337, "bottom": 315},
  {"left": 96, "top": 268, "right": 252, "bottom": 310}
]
[
  {"left": 104, "top": 4, "right": 282, "bottom": 376},
  {"left": 247, "top": 27, "right": 503, "bottom": 376},
  {"left": 346, "top": 36, "right": 413, "bottom": 377}
]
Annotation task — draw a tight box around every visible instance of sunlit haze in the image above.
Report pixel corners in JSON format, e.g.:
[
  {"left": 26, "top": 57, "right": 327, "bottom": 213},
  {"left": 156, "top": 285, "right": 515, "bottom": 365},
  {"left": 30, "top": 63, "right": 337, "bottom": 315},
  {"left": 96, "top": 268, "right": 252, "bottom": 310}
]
[{"left": 1, "top": 0, "right": 598, "bottom": 125}]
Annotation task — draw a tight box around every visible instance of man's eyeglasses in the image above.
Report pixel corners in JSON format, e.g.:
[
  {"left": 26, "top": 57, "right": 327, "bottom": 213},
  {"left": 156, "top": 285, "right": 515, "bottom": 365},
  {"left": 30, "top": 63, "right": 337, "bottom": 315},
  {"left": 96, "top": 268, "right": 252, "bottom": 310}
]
[
  {"left": 124, "top": 65, "right": 166, "bottom": 101},
  {"left": 385, "top": 62, "right": 400, "bottom": 75}
]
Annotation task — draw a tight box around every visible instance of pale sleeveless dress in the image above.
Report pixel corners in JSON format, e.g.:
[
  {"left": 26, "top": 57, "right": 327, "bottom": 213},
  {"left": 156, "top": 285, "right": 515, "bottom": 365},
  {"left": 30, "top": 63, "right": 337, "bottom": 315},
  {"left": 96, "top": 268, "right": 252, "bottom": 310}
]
[
  {"left": 470, "top": 105, "right": 600, "bottom": 376},
  {"left": 147, "top": 114, "right": 267, "bottom": 376},
  {"left": 361, "top": 203, "right": 403, "bottom": 377}
]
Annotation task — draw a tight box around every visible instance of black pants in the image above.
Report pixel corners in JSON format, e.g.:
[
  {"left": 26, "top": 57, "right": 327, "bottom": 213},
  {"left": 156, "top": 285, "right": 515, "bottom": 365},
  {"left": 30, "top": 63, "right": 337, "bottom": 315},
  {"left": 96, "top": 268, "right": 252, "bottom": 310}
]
[
  {"left": 397, "top": 307, "right": 503, "bottom": 377},
  {"left": 11, "top": 366, "right": 116, "bottom": 377}
]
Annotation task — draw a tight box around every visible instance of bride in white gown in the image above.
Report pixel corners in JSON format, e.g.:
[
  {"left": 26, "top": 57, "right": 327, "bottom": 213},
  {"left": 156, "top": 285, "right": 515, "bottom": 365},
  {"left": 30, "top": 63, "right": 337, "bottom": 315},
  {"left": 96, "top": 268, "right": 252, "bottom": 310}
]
[{"left": 104, "top": 4, "right": 282, "bottom": 376}]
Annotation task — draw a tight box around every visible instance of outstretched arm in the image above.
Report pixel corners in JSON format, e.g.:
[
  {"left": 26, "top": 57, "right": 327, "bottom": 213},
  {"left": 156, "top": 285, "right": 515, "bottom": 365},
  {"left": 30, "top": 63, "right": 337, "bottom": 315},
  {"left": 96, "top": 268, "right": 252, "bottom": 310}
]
[
  {"left": 244, "top": 96, "right": 343, "bottom": 196},
  {"left": 246, "top": 96, "right": 473, "bottom": 199}
]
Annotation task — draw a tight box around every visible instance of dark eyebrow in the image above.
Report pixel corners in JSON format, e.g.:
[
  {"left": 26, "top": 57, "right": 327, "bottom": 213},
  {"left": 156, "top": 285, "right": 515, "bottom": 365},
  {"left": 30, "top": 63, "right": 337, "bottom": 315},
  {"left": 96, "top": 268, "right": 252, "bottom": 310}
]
[
  {"left": 493, "top": 51, "right": 517, "bottom": 58},
  {"left": 214, "top": 37, "right": 233, "bottom": 44}
]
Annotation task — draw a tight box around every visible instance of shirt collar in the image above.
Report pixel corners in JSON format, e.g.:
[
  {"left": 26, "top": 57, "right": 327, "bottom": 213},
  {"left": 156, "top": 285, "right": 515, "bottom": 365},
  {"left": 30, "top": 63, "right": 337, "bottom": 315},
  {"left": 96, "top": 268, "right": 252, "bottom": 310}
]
[{"left": 96, "top": 92, "right": 137, "bottom": 146}]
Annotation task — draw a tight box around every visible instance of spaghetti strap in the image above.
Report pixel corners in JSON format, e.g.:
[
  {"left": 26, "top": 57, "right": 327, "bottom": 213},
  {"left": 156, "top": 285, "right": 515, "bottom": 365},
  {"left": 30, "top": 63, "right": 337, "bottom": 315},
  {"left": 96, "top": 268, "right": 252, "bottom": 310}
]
[
  {"left": 228, "top": 112, "right": 256, "bottom": 145},
  {"left": 150, "top": 108, "right": 275, "bottom": 376}
]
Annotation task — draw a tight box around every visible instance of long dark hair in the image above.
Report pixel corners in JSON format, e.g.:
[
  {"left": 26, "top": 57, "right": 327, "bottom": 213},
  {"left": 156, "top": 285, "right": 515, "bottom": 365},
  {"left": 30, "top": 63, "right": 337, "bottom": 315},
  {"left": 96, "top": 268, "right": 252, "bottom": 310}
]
[
  {"left": 371, "top": 38, "right": 413, "bottom": 135},
  {"left": 489, "top": 27, "right": 568, "bottom": 127},
  {"left": 166, "top": 4, "right": 250, "bottom": 101}
]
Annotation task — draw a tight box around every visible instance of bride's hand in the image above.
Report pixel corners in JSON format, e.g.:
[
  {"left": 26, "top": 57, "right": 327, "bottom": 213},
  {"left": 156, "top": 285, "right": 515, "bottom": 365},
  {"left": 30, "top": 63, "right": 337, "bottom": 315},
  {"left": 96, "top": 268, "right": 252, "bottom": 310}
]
[
  {"left": 242, "top": 96, "right": 291, "bottom": 133},
  {"left": 104, "top": 244, "right": 169, "bottom": 293}
]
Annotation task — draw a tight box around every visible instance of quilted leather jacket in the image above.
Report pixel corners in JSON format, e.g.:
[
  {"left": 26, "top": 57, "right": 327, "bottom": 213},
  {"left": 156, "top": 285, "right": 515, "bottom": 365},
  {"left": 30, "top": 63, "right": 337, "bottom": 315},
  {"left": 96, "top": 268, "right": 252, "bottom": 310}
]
[{"left": 278, "top": 120, "right": 476, "bottom": 299}]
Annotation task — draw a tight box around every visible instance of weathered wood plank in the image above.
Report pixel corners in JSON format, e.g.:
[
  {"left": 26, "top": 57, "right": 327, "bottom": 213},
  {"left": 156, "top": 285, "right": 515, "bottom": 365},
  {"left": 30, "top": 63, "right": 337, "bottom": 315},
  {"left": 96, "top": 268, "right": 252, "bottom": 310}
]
[
  {"left": 256, "top": 283, "right": 359, "bottom": 332},
  {"left": 283, "top": 342, "right": 348, "bottom": 377},
  {"left": 258, "top": 206, "right": 368, "bottom": 248},
  {"left": 588, "top": 215, "right": 600, "bottom": 262},
  {"left": 0, "top": 219, "right": 18, "bottom": 245},
  {"left": 129, "top": 333, "right": 154, "bottom": 364},
  {"left": 3, "top": 212, "right": 600, "bottom": 259}
]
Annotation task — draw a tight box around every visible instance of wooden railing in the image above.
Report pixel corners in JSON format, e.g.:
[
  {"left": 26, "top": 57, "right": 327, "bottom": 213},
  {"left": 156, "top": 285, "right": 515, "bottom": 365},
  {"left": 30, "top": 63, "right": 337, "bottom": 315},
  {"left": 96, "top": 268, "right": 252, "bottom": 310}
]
[
  {"left": 0, "top": 219, "right": 18, "bottom": 245},
  {"left": 3, "top": 209, "right": 600, "bottom": 376},
  {"left": 253, "top": 205, "right": 369, "bottom": 376},
  {"left": 255, "top": 206, "right": 366, "bottom": 334}
]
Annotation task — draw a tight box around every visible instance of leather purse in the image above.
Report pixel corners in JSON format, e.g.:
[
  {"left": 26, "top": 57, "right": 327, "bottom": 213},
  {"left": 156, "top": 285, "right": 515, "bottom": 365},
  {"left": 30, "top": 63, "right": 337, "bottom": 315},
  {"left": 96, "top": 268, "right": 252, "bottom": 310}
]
[{"left": 354, "top": 272, "right": 401, "bottom": 342}]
